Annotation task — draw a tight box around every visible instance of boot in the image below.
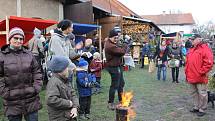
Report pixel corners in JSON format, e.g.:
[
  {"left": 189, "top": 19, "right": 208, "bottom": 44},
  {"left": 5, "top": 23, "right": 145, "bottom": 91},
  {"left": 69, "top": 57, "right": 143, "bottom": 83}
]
[
  {"left": 107, "top": 103, "right": 115, "bottom": 110},
  {"left": 79, "top": 114, "right": 88, "bottom": 120}
]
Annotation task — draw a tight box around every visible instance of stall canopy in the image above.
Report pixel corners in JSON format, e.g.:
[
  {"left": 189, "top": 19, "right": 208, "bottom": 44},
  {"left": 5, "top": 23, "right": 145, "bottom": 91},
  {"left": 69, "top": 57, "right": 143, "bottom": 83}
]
[
  {"left": 73, "top": 23, "right": 101, "bottom": 44},
  {"left": 73, "top": 23, "right": 100, "bottom": 35},
  {"left": 0, "top": 16, "right": 57, "bottom": 47},
  {"left": 162, "top": 32, "right": 178, "bottom": 38}
]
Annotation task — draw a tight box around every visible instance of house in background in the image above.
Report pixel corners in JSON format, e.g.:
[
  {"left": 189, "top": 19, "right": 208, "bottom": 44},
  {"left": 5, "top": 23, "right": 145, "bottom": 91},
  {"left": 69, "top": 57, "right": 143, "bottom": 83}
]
[{"left": 142, "top": 13, "right": 195, "bottom": 33}]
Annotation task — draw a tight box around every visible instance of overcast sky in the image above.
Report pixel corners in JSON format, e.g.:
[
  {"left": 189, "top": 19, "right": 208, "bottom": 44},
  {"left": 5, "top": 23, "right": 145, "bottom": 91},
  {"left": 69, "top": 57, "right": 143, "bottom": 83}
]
[{"left": 118, "top": 0, "right": 214, "bottom": 24}]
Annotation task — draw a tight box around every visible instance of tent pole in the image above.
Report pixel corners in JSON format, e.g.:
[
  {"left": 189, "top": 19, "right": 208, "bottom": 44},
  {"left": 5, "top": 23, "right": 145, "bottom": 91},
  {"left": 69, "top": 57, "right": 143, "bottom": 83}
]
[
  {"left": 99, "top": 26, "right": 102, "bottom": 60},
  {"left": 6, "top": 16, "right": 9, "bottom": 44}
]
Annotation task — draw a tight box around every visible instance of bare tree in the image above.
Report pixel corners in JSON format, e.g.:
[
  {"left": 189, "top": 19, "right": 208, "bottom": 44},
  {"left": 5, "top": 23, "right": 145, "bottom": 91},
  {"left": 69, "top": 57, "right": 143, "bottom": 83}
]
[{"left": 192, "top": 21, "right": 215, "bottom": 39}]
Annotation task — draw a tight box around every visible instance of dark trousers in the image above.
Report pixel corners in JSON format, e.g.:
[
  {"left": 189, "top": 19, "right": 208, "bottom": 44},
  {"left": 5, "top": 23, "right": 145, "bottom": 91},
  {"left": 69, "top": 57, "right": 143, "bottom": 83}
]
[
  {"left": 106, "top": 66, "right": 125, "bottom": 103},
  {"left": 79, "top": 96, "right": 91, "bottom": 115},
  {"left": 8, "top": 111, "right": 38, "bottom": 121},
  {"left": 171, "top": 67, "right": 179, "bottom": 82}
]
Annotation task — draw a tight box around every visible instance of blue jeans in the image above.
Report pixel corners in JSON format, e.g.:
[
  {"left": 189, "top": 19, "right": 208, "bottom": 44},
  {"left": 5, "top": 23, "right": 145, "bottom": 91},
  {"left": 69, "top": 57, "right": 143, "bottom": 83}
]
[
  {"left": 8, "top": 111, "right": 38, "bottom": 121},
  {"left": 157, "top": 65, "right": 167, "bottom": 81}
]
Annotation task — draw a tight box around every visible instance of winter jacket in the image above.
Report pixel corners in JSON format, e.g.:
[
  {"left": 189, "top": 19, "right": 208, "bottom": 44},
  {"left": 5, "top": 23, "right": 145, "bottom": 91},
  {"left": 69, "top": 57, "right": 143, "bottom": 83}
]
[
  {"left": 76, "top": 71, "right": 96, "bottom": 97},
  {"left": 104, "top": 39, "right": 127, "bottom": 67},
  {"left": 28, "top": 37, "right": 44, "bottom": 56},
  {"left": 89, "top": 59, "right": 102, "bottom": 77},
  {"left": 83, "top": 45, "right": 96, "bottom": 55},
  {"left": 141, "top": 44, "right": 151, "bottom": 57},
  {"left": 185, "top": 43, "right": 214, "bottom": 84},
  {"left": 48, "top": 29, "right": 76, "bottom": 62},
  {"left": 153, "top": 45, "right": 170, "bottom": 63},
  {"left": 46, "top": 74, "right": 79, "bottom": 121},
  {"left": 0, "top": 45, "right": 42, "bottom": 116},
  {"left": 169, "top": 47, "right": 183, "bottom": 60}
]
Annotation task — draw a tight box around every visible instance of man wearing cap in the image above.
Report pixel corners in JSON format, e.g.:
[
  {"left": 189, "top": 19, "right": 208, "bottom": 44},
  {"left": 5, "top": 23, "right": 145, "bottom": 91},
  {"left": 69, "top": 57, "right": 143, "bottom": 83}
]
[
  {"left": 0, "top": 27, "right": 43, "bottom": 121},
  {"left": 46, "top": 56, "right": 79, "bottom": 121},
  {"left": 185, "top": 34, "right": 214, "bottom": 117},
  {"left": 104, "top": 27, "right": 128, "bottom": 110}
]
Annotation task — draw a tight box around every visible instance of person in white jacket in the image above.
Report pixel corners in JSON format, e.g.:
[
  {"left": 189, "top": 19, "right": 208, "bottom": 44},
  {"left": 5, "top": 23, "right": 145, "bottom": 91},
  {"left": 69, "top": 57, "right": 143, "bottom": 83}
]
[{"left": 48, "top": 19, "right": 80, "bottom": 86}]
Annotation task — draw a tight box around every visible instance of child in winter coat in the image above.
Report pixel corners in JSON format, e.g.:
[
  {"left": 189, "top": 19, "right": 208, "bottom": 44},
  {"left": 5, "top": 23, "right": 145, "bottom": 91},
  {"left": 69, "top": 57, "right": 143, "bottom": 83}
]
[
  {"left": 89, "top": 52, "right": 103, "bottom": 93},
  {"left": 46, "top": 56, "right": 79, "bottom": 121},
  {"left": 76, "top": 58, "right": 98, "bottom": 120}
]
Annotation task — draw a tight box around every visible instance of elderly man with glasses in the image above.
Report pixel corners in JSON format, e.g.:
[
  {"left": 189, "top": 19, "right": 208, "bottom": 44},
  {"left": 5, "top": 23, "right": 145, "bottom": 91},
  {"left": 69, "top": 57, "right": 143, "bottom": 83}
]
[{"left": 185, "top": 34, "right": 214, "bottom": 117}]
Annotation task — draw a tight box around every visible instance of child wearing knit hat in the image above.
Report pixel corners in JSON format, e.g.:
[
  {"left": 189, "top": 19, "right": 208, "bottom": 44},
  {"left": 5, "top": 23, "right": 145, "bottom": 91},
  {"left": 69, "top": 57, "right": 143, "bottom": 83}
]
[
  {"left": 89, "top": 52, "right": 102, "bottom": 93},
  {"left": 76, "top": 58, "right": 97, "bottom": 120},
  {"left": 46, "top": 56, "right": 79, "bottom": 121}
]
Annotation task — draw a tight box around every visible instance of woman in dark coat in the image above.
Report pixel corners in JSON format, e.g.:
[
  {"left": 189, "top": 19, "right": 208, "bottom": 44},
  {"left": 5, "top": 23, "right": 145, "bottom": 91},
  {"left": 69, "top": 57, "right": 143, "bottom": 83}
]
[
  {"left": 169, "top": 42, "right": 183, "bottom": 83},
  {"left": 0, "top": 27, "right": 43, "bottom": 121}
]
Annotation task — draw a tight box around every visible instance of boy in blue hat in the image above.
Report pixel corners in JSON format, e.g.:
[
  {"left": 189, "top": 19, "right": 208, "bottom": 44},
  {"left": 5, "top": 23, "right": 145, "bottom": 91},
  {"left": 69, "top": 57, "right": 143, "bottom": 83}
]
[{"left": 76, "top": 58, "right": 98, "bottom": 119}]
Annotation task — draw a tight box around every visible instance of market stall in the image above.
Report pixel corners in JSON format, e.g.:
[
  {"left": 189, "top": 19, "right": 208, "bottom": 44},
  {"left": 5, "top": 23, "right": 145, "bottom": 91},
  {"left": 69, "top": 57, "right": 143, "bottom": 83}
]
[
  {"left": 72, "top": 23, "right": 102, "bottom": 59},
  {"left": 0, "top": 16, "right": 57, "bottom": 47},
  {"left": 121, "top": 16, "right": 164, "bottom": 63},
  {"left": 160, "top": 32, "right": 183, "bottom": 45}
]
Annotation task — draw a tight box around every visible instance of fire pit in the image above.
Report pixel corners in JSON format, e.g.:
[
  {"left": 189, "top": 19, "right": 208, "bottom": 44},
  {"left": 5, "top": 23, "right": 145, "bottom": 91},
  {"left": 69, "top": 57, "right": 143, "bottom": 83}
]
[{"left": 115, "top": 92, "right": 135, "bottom": 121}]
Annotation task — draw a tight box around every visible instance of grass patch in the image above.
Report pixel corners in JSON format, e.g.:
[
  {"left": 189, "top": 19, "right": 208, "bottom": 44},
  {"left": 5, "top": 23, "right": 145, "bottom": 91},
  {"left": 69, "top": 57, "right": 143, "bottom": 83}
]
[{"left": 0, "top": 66, "right": 215, "bottom": 121}]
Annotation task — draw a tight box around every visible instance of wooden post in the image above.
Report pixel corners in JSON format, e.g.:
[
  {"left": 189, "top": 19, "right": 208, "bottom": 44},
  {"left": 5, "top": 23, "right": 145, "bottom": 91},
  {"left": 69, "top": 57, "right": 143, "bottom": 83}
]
[
  {"left": 6, "top": 16, "right": 9, "bottom": 44},
  {"left": 99, "top": 26, "right": 102, "bottom": 60}
]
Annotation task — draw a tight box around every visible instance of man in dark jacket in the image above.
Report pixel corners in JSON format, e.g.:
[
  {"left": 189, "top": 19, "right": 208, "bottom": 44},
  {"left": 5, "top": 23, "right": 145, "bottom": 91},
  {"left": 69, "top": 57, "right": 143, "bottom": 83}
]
[
  {"left": 46, "top": 56, "right": 79, "bottom": 121},
  {"left": 0, "top": 27, "right": 43, "bottom": 121},
  {"left": 185, "top": 34, "right": 214, "bottom": 117},
  {"left": 104, "top": 28, "right": 128, "bottom": 110}
]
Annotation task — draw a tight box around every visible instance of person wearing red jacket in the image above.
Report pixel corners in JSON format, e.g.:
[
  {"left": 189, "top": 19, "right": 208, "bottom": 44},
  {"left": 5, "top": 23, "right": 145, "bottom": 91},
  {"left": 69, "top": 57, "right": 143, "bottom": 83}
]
[
  {"left": 89, "top": 52, "right": 103, "bottom": 93},
  {"left": 185, "top": 34, "right": 214, "bottom": 117},
  {"left": 104, "top": 27, "right": 128, "bottom": 110}
]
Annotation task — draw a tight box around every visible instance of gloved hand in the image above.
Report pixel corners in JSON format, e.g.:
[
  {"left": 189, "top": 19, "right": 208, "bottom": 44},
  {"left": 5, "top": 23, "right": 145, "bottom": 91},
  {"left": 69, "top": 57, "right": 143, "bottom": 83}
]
[
  {"left": 123, "top": 38, "right": 130, "bottom": 44},
  {"left": 70, "top": 108, "right": 78, "bottom": 118}
]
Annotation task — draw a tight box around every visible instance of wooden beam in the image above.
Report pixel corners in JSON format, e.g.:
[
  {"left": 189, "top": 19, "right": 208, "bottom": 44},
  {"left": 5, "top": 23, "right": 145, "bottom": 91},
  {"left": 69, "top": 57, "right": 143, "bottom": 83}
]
[
  {"left": 99, "top": 26, "right": 102, "bottom": 60},
  {"left": 6, "top": 16, "right": 9, "bottom": 44}
]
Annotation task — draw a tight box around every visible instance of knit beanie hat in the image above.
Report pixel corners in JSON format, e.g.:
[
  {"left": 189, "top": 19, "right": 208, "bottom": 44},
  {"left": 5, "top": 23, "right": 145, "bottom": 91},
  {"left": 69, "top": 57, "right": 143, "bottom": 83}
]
[
  {"left": 48, "top": 56, "right": 70, "bottom": 73},
  {"left": 8, "top": 27, "right": 25, "bottom": 41},
  {"left": 109, "top": 28, "right": 120, "bottom": 38},
  {"left": 78, "top": 58, "right": 88, "bottom": 70}
]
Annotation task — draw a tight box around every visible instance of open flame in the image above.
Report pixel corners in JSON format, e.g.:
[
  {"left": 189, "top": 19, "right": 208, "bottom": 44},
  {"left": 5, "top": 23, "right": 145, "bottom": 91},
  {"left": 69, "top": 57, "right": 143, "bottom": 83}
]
[
  {"left": 121, "top": 91, "right": 136, "bottom": 121},
  {"left": 121, "top": 91, "right": 133, "bottom": 107}
]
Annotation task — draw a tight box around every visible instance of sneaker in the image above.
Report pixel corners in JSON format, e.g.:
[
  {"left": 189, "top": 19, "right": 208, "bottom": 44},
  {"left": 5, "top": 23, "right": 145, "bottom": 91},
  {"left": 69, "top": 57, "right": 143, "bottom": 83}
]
[
  {"left": 79, "top": 114, "right": 88, "bottom": 120},
  {"left": 107, "top": 103, "right": 115, "bottom": 110},
  {"left": 190, "top": 108, "right": 199, "bottom": 113},
  {"left": 196, "top": 111, "right": 206, "bottom": 117},
  {"left": 85, "top": 114, "right": 90, "bottom": 119}
]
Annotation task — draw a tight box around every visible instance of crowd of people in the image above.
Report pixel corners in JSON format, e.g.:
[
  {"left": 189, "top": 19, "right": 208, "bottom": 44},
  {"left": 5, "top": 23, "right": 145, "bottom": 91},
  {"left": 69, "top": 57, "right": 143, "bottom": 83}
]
[{"left": 0, "top": 18, "right": 213, "bottom": 121}]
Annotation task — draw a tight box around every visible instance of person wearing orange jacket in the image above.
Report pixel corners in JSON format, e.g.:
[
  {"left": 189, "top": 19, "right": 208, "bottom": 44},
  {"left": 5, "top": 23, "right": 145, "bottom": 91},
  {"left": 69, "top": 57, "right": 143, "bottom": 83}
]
[{"left": 185, "top": 34, "right": 214, "bottom": 117}]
